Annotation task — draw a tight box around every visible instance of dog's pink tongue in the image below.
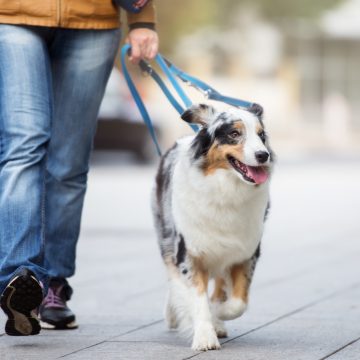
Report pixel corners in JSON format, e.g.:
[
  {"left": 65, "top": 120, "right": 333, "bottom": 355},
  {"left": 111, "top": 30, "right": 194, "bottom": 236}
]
[{"left": 247, "top": 166, "right": 269, "bottom": 184}]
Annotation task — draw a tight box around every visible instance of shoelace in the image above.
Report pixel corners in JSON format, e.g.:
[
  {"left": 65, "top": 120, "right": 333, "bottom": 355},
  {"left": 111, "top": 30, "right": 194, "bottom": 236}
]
[{"left": 42, "top": 286, "right": 66, "bottom": 309}]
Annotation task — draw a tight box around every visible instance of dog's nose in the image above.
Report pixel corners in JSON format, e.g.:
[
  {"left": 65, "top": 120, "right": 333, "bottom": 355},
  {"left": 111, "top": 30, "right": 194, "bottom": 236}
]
[{"left": 255, "top": 151, "right": 269, "bottom": 164}]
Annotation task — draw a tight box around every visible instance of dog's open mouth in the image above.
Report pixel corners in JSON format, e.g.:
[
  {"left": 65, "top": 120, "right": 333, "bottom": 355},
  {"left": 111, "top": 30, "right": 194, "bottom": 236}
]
[{"left": 228, "top": 156, "right": 269, "bottom": 185}]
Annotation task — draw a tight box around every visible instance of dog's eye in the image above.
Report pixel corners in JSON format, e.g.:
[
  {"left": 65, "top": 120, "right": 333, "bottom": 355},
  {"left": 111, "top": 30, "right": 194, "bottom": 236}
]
[
  {"left": 258, "top": 131, "right": 266, "bottom": 143},
  {"left": 229, "top": 130, "right": 241, "bottom": 139}
]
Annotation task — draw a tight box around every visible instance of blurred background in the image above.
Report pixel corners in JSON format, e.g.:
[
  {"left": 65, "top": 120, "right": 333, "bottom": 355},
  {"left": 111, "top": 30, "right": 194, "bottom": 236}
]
[{"left": 95, "top": 0, "right": 360, "bottom": 161}]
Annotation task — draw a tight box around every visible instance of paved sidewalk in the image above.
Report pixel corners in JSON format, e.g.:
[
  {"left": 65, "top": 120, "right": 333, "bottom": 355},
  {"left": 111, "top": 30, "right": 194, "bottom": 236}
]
[{"left": 1, "top": 154, "right": 360, "bottom": 359}]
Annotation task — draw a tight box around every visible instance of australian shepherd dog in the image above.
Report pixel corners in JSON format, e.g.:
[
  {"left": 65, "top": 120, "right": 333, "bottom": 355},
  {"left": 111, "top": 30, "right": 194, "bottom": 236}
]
[{"left": 152, "top": 103, "right": 274, "bottom": 351}]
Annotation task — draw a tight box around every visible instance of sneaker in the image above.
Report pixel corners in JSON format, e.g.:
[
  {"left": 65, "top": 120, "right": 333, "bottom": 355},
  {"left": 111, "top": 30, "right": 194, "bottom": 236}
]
[
  {"left": 0, "top": 268, "right": 43, "bottom": 336},
  {"left": 39, "top": 278, "right": 78, "bottom": 330}
]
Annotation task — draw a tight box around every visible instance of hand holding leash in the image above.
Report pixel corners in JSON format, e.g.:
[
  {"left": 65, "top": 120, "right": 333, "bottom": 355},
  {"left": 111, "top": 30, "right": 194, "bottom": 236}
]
[{"left": 126, "top": 28, "right": 159, "bottom": 64}]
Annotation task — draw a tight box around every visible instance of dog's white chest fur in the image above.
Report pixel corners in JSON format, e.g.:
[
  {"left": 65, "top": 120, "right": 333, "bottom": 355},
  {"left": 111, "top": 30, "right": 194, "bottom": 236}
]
[{"left": 171, "top": 140, "right": 269, "bottom": 273}]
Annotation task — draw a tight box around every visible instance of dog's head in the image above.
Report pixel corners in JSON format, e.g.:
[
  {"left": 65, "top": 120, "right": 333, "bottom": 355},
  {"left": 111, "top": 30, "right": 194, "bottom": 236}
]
[{"left": 181, "top": 103, "right": 274, "bottom": 185}]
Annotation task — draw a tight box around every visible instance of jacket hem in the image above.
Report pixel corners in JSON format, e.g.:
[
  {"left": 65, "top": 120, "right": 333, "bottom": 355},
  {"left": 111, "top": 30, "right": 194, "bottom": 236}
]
[{"left": 0, "top": 16, "right": 121, "bottom": 29}]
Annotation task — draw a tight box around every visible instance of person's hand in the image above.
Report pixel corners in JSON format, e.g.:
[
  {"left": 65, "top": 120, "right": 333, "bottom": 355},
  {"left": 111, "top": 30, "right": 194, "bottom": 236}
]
[{"left": 125, "top": 28, "right": 159, "bottom": 64}]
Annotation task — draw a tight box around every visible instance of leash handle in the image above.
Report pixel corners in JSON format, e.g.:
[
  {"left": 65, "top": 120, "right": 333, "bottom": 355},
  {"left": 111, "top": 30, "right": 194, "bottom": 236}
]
[{"left": 121, "top": 44, "right": 162, "bottom": 156}]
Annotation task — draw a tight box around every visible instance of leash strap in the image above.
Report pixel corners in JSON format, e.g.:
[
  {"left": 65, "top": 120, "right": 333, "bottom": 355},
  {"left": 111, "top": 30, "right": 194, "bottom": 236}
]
[
  {"left": 138, "top": 59, "right": 185, "bottom": 115},
  {"left": 139, "top": 58, "right": 199, "bottom": 133},
  {"left": 161, "top": 57, "right": 254, "bottom": 109},
  {"left": 155, "top": 54, "right": 193, "bottom": 108},
  {"left": 120, "top": 44, "right": 162, "bottom": 156},
  {"left": 121, "top": 44, "right": 254, "bottom": 156}
]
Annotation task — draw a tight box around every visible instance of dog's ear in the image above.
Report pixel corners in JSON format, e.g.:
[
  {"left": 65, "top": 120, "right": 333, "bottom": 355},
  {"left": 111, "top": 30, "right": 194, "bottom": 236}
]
[
  {"left": 181, "top": 104, "right": 216, "bottom": 126},
  {"left": 248, "top": 103, "right": 263, "bottom": 118}
]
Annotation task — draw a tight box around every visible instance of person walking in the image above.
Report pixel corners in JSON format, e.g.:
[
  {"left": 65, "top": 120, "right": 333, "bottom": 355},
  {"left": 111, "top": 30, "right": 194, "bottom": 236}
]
[{"left": 0, "top": 0, "right": 158, "bottom": 335}]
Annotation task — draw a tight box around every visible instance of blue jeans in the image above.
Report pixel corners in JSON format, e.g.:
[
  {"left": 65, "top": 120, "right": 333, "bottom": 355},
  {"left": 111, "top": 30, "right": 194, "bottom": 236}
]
[{"left": 0, "top": 25, "right": 121, "bottom": 294}]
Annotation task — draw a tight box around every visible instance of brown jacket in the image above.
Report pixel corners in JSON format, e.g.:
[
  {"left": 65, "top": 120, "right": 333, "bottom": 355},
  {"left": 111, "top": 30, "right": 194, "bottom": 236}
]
[{"left": 0, "top": 0, "right": 156, "bottom": 29}]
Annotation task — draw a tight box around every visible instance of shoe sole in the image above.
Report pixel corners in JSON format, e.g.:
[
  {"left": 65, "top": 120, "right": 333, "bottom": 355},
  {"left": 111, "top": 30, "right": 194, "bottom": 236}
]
[
  {"left": 40, "top": 319, "right": 78, "bottom": 330},
  {"left": 0, "top": 274, "right": 43, "bottom": 336}
]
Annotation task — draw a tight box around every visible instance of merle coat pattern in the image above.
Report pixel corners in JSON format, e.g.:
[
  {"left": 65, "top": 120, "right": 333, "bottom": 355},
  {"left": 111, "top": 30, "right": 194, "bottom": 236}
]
[{"left": 152, "top": 103, "right": 274, "bottom": 351}]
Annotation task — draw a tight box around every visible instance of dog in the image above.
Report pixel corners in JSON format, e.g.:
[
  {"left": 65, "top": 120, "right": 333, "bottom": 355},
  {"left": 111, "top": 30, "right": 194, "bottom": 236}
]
[{"left": 152, "top": 102, "right": 274, "bottom": 351}]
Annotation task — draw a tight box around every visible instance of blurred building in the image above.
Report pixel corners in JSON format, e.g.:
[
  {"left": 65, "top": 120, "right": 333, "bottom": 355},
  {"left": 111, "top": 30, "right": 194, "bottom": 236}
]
[
  {"left": 287, "top": 0, "right": 360, "bottom": 150},
  {"left": 95, "top": 0, "right": 360, "bottom": 158},
  {"left": 148, "top": 0, "right": 360, "bottom": 155}
]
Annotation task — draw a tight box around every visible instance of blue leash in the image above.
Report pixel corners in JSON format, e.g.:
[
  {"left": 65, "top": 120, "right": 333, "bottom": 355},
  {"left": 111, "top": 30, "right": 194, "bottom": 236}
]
[
  {"left": 120, "top": 44, "right": 162, "bottom": 156},
  {"left": 160, "top": 57, "right": 254, "bottom": 109},
  {"left": 120, "top": 44, "right": 254, "bottom": 156}
]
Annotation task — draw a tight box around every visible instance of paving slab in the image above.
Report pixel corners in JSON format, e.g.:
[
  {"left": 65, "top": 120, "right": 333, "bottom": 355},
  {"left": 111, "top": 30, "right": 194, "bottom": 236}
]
[
  {"left": 188, "top": 286, "right": 360, "bottom": 360},
  {"left": 63, "top": 341, "right": 195, "bottom": 360},
  {"left": 0, "top": 157, "right": 360, "bottom": 360},
  {"left": 323, "top": 337, "right": 360, "bottom": 360}
]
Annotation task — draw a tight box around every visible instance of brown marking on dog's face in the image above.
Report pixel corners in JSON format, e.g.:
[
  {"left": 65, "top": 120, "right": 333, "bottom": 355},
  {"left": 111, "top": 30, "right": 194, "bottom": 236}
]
[
  {"left": 233, "top": 121, "right": 246, "bottom": 132},
  {"left": 256, "top": 122, "right": 266, "bottom": 139},
  {"left": 203, "top": 143, "right": 233, "bottom": 175},
  {"left": 230, "top": 263, "right": 251, "bottom": 303},
  {"left": 211, "top": 277, "right": 227, "bottom": 303},
  {"left": 190, "top": 256, "right": 209, "bottom": 295},
  {"left": 203, "top": 121, "right": 246, "bottom": 176}
]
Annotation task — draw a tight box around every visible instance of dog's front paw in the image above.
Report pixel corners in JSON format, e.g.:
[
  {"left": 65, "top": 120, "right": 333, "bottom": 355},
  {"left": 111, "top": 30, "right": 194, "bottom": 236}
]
[{"left": 192, "top": 323, "right": 221, "bottom": 351}]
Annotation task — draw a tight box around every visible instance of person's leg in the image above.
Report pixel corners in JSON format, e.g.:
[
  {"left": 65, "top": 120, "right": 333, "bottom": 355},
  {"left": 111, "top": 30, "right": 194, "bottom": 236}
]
[
  {"left": 0, "top": 25, "right": 53, "bottom": 294},
  {"left": 0, "top": 24, "right": 54, "bottom": 335},
  {"left": 45, "top": 27, "right": 121, "bottom": 277},
  {"left": 40, "top": 28, "right": 121, "bottom": 328}
]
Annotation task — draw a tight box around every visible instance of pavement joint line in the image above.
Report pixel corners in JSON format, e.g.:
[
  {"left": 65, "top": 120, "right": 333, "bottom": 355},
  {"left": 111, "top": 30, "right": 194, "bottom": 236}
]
[
  {"left": 181, "top": 281, "right": 360, "bottom": 360},
  {"left": 107, "top": 340, "right": 159, "bottom": 343},
  {"left": 56, "top": 281, "right": 360, "bottom": 359},
  {"left": 58, "top": 341, "right": 107, "bottom": 359},
  {"left": 58, "top": 319, "right": 162, "bottom": 358},
  {"left": 107, "top": 319, "right": 163, "bottom": 340},
  {"left": 318, "top": 335, "right": 360, "bottom": 360},
  {"left": 254, "top": 249, "right": 360, "bottom": 290}
]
